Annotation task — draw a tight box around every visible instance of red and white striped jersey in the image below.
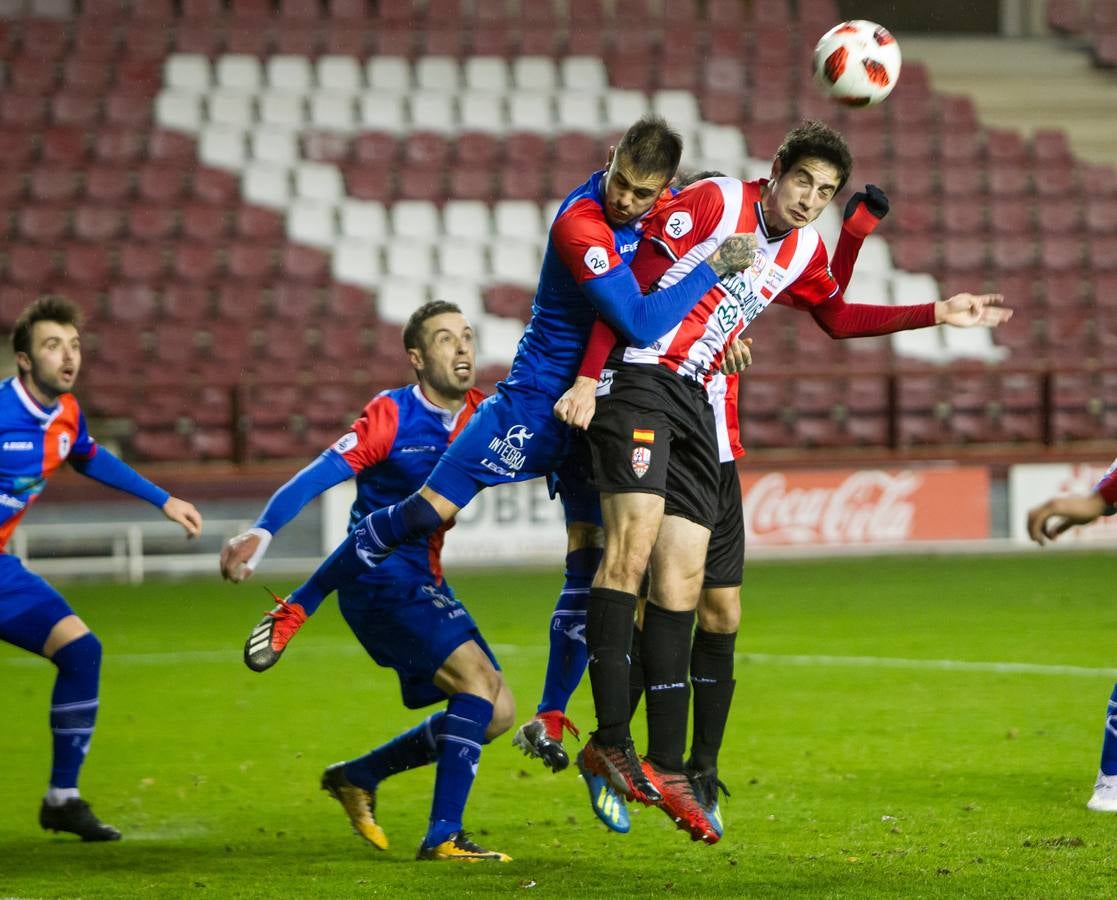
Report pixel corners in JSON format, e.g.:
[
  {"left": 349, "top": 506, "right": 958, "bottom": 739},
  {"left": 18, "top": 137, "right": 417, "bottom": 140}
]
[
  {"left": 706, "top": 371, "right": 744, "bottom": 462},
  {"left": 623, "top": 177, "right": 839, "bottom": 386}
]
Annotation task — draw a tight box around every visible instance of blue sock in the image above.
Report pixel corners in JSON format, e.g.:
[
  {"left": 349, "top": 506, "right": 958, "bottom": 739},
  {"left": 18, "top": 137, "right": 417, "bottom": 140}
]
[
  {"left": 48, "top": 633, "right": 102, "bottom": 789},
  {"left": 290, "top": 494, "right": 443, "bottom": 615},
  {"left": 537, "top": 547, "right": 600, "bottom": 714},
  {"left": 1100, "top": 684, "right": 1117, "bottom": 776},
  {"left": 424, "top": 693, "right": 493, "bottom": 849},
  {"left": 343, "top": 711, "right": 444, "bottom": 791}
]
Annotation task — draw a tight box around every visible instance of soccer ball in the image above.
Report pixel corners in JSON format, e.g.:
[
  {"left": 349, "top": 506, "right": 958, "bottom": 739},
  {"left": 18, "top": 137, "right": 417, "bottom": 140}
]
[{"left": 812, "top": 20, "right": 902, "bottom": 107}]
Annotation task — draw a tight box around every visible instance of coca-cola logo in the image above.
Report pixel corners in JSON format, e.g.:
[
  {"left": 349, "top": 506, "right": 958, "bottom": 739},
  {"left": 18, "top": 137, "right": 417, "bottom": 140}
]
[{"left": 742, "top": 471, "right": 921, "bottom": 544}]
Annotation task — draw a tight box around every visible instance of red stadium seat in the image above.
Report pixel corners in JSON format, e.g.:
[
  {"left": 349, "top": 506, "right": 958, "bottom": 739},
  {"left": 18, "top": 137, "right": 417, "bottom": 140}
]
[
  {"left": 85, "top": 167, "right": 134, "bottom": 203},
  {"left": 1038, "top": 271, "right": 1087, "bottom": 308},
  {"left": 51, "top": 91, "right": 102, "bottom": 127},
  {"left": 182, "top": 0, "right": 223, "bottom": 15},
  {"left": 119, "top": 242, "right": 170, "bottom": 281},
  {"left": 943, "top": 236, "right": 989, "bottom": 272},
  {"left": 173, "top": 243, "right": 225, "bottom": 284},
  {"left": 940, "top": 166, "right": 985, "bottom": 196},
  {"left": 483, "top": 284, "right": 533, "bottom": 322},
  {"left": 0, "top": 171, "right": 26, "bottom": 204},
  {"left": 322, "top": 21, "right": 369, "bottom": 55},
  {"left": 344, "top": 167, "right": 396, "bottom": 202},
  {"left": 275, "top": 27, "right": 323, "bottom": 56},
  {"left": 163, "top": 285, "right": 213, "bottom": 322},
  {"left": 397, "top": 169, "right": 447, "bottom": 202},
  {"left": 505, "top": 132, "right": 550, "bottom": 166},
  {"left": 422, "top": 27, "right": 466, "bottom": 56},
  {"left": 940, "top": 195, "right": 988, "bottom": 234},
  {"left": 8, "top": 245, "right": 58, "bottom": 286},
  {"left": 554, "top": 132, "right": 603, "bottom": 169},
  {"left": 106, "top": 284, "right": 159, "bottom": 323},
  {"left": 138, "top": 164, "right": 188, "bottom": 203},
  {"left": 73, "top": 206, "right": 123, "bottom": 241},
  {"left": 131, "top": 431, "right": 193, "bottom": 463},
  {"left": 227, "top": 242, "right": 276, "bottom": 282},
  {"left": 1088, "top": 235, "right": 1117, "bottom": 271},
  {"left": 62, "top": 243, "right": 114, "bottom": 287},
  {"left": 890, "top": 235, "right": 941, "bottom": 272},
  {"left": 282, "top": 245, "right": 330, "bottom": 283},
  {"left": 279, "top": 0, "right": 322, "bottom": 18},
  {"left": 234, "top": 205, "right": 284, "bottom": 240},
  {"left": 403, "top": 132, "right": 452, "bottom": 170},
  {"left": 127, "top": 205, "right": 178, "bottom": 242},
  {"left": 191, "top": 168, "right": 240, "bottom": 205},
  {"left": 148, "top": 128, "right": 196, "bottom": 163},
  {"left": 94, "top": 128, "right": 146, "bottom": 165},
  {"left": 988, "top": 164, "right": 1031, "bottom": 197},
  {"left": 181, "top": 204, "right": 231, "bottom": 242},
  {"left": 324, "top": 284, "right": 374, "bottom": 321},
  {"left": 1085, "top": 197, "right": 1117, "bottom": 234},
  {"left": 40, "top": 127, "right": 89, "bottom": 165},
  {"left": 104, "top": 90, "right": 154, "bottom": 128},
  {"left": 1040, "top": 235, "right": 1085, "bottom": 272},
  {"left": 303, "top": 131, "right": 352, "bottom": 164},
  {"left": 272, "top": 283, "right": 320, "bottom": 321},
  {"left": 30, "top": 167, "right": 81, "bottom": 203},
  {"left": 1, "top": 93, "right": 48, "bottom": 128},
  {"left": 9, "top": 56, "right": 59, "bottom": 94},
  {"left": 115, "top": 60, "right": 163, "bottom": 96},
  {"left": 990, "top": 235, "right": 1038, "bottom": 271},
  {"left": 17, "top": 206, "right": 69, "bottom": 243},
  {"left": 352, "top": 132, "right": 398, "bottom": 166},
  {"left": 455, "top": 132, "right": 501, "bottom": 167}
]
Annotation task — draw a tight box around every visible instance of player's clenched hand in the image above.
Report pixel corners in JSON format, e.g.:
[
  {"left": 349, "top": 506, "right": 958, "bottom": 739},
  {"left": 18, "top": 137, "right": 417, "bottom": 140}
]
[
  {"left": 721, "top": 337, "right": 753, "bottom": 375},
  {"left": 1026, "top": 493, "right": 1107, "bottom": 546},
  {"left": 936, "top": 293, "right": 1012, "bottom": 328},
  {"left": 220, "top": 529, "right": 266, "bottom": 582},
  {"left": 553, "top": 375, "right": 598, "bottom": 431},
  {"left": 708, "top": 232, "right": 757, "bottom": 277},
  {"left": 163, "top": 496, "right": 202, "bottom": 538}
]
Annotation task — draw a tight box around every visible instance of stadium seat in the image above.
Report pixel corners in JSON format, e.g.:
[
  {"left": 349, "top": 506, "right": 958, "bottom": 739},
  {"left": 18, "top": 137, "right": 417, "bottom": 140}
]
[
  {"left": 165, "top": 54, "right": 212, "bottom": 92},
  {"left": 243, "top": 162, "right": 292, "bottom": 209},
  {"left": 74, "top": 206, "right": 123, "bottom": 241},
  {"left": 344, "top": 166, "right": 395, "bottom": 202},
  {"left": 385, "top": 239, "right": 435, "bottom": 279},
  {"left": 250, "top": 125, "right": 300, "bottom": 167},
  {"left": 437, "top": 241, "right": 488, "bottom": 281},
  {"left": 287, "top": 199, "right": 338, "bottom": 248},
  {"left": 359, "top": 91, "right": 407, "bottom": 131},
  {"left": 267, "top": 54, "right": 314, "bottom": 92},
  {"left": 127, "top": 205, "right": 178, "bottom": 241},
  {"left": 106, "top": 284, "right": 158, "bottom": 323},
  {"left": 442, "top": 200, "right": 492, "bottom": 240},
  {"left": 29, "top": 167, "right": 81, "bottom": 204},
  {"left": 200, "top": 125, "right": 248, "bottom": 171},
  {"left": 490, "top": 240, "right": 541, "bottom": 287},
  {"left": 17, "top": 206, "right": 69, "bottom": 243},
  {"left": 173, "top": 242, "right": 225, "bottom": 284},
  {"left": 259, "top": 89, "right": 306, "bottom": 129},
  {"left": 272, "top": 283, "right": 321, "bottom": 322},
  {"left": 390, "top": 200, "right": 440, "bottom": 239},
  {"left": 376, "top": 279, "right": 429, "bottom": 325},
  {"left": 156, "top": 90, "right": 205, "bottom": 132},
  {"left": 281, "top": 245, "right": 329, "bottom": 286},
  {"left": 216, "top": 54, "right": 263, "bottom": 91},
  {"left": 332, "top": 237, "right": 384, "bottom": 288},
  {"left": 324, "top": 283, "right": 374, "bottom": 321},
  {"left": 63, "top": 243, "right": 114, "bottom": 287},
  {"left": 162, "top": 285, "right": 213, "bottom": 322},
  {"left": 226, "top": 241, "right": 276, "bottom": 282}
]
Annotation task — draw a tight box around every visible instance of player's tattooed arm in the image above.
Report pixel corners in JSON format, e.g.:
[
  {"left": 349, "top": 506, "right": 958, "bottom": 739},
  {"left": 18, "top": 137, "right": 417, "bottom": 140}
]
[{"left": 708, "top": 233, "right": 758, "bottom": 277}]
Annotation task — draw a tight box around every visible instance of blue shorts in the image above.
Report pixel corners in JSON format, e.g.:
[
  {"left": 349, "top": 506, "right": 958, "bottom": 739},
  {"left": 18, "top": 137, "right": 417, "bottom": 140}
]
[
  {"left": 428, "top": 381, "right": 601, "bottom": 526},
  {"left": 0, "top": 554, "right": 75, "bottom": 655},
  {"left": 338, "top": 574, "right": 500, "bottom": 710}
]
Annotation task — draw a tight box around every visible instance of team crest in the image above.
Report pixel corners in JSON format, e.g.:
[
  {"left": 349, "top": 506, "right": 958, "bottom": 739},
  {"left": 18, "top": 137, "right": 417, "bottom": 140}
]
[
  {"left": 631, "top": 446, "right": 651, "bottom": 479},
  {"left": 57, "top": 432, "right": 71, "bottom": 459}
]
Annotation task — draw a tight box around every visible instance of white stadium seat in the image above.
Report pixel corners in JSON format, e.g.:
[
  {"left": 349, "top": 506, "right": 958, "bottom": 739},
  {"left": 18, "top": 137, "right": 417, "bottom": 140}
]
[
  {"left": 494, "top": 200, "right": 544, "bottom": 240},
  {"left": 490, "top": 240, "right": 542, "bottom": 287},
  {"left": 458, "top": 91, "right": 506, "bottom": 133},
  {"left": 429, "top": 278, "right": 485, "bottom": 320},
  {"left": 943, "top": 324, "right": 1009, "bottom": 362},
  {"left": 476, "top": 314, "right": 525, "bottom": 367},
  {"left": 603, "top": 89, "right": 649, "bottom": 130},
  {"left": 390, "top": 200, "right": 441, "bottom": 240},
  {"left": 889, "top": 273, "right": 945, "bottom": 362},
  {"left": 339, "top": 200, "right": 389, "bottom": 240},
  {"left": 198, "top": 124, "right": 246, "bottom": 171},
  {"left": 377, "top": 280, "right": 430, "bottom": 324},
  {"left": 294, "top": 162, "right": 344, "bottom": 203},
  {"left": 216, "top": 55, "right": 263, "bottom": 91},
  {"left": 512, "top": 56, "right": 557, "bottom": 91},
  {"left": 366, "top": 56, "right": 411, "bottom": 92},
  {"left": 242, "top": 162, "right": 292, "bottom": 209},
  {"left": 415, "top": 56, "right": 461, "bottom": 91},
  {"left": 464, "top": 57, "right": 510, "bottom": 92},
  {"left": 508, "top": 91, "right": 554, "bottom": 133},
  {"left": 165, "top": 54, "right": 212, "bottom": 92},
  {"left": 694, "top": 123, "right": 746, "bottom": 165},
  {"left": 155, "top": 90, "right": 204, "bottom": 133},
  {"left": 543, "top": 200, "right": 562, "bottom": 224},
  {"left": 437, "top": 242, "right": 488, "bottom": 281},
  {"left": 845, "top": 271, "right": 891, "bottom": 306},
  {"left": 309, "top": 91, "right": 357, "bottom": 131},
  {"left": 407, "top": 91, "right": 457, "bottom": 132},
  {"left": 556, "top": 91, "right": 604, "bottom": 132},
  {"left": 332, "top": 238, "right": 384, "bottom": 288},
  {"left": 259, "top": 90, "right": 307, "bottom": 129},
  {"left": 207, "top": 88, "right": 255, "bottom": 128},
  {"left": 856, "top": 235, "right": 894, "bottom": 275},
  {"left": 442, "top": 201, "right": 493, "bottom": 240},
  {"left": 267, "top": 55, "right": 313, "bottom": 92},
  {"left": 30, "top": 0, "right": 74, "bottom": 15},
  {"left": 316, "top": 56, "right": 364, "bottom": 94},
  {"left": 249, "top": 125, "right": 298, "bottom": 166},
  {"left": 287, "top": 199, "right": 338, "bottom": 249},
  {"left": 385, "top": 239, "right": 436, "bottom": 279},
  {"left": 653, "top": 90, "right": 700, "bottom": 130},
  {"left": 561, "top": 56, "right": 608, "bottom": 92},
  {"left": 359, "top": 92, "right": 407, "bottom": 131}
]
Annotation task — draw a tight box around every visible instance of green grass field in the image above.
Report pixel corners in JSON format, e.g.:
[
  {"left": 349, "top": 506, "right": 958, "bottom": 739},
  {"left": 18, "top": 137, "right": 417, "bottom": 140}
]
[{"left": 2, "top": 553, "right": 1115, "bottom": 898}]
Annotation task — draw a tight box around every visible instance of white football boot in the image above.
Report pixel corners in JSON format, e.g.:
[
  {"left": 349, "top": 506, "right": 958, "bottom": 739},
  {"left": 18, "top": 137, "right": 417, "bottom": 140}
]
[{"left": 1087, "top": 771, "right": 1117, "bottom": 812}]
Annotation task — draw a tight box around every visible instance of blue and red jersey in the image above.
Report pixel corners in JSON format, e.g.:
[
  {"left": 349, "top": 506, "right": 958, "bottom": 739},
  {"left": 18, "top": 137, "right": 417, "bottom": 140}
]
[
  {"left": 256, "top": 384, "right": 485, "bottom": 584},
  {"left": 0, "top": 375, "right": 96, "bottom": 553}
]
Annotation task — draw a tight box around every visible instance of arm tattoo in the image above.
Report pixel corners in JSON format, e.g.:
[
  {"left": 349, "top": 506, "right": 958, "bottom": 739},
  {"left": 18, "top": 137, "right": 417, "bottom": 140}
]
[{"left": 710, "top": 234, "right": 757, "bottom": 276}]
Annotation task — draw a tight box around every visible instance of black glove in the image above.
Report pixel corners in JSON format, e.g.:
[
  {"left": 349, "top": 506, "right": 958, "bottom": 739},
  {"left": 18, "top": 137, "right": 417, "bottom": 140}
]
[{"left": 844, "top": 183, "right": 890, "bottom": 221}]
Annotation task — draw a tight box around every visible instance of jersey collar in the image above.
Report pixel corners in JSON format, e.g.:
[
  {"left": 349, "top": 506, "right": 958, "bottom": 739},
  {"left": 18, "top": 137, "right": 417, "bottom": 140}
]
[
  {"left": 411, "top": 383, "right": 466, "bottom": 431},
  {"left": 11, "top": 375, "right": 62, "bottom": 427},
  {"left": 753, "top": 178, "right": 794, "bottom": 243}
]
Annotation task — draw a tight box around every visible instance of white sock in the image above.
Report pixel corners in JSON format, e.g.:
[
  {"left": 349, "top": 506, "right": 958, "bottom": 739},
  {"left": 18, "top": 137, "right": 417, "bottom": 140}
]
[{"left": 45, "top": 786, "right": 80, "bottom": 806}]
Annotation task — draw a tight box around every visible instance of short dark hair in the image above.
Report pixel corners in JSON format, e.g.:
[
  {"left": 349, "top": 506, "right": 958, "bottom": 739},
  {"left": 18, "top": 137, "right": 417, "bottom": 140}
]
[
  {"left": 775, "top": 120, "right": 853, "bottom": 191},
  {"left": 12, "top": 295, "right": 83, "bottom": 356},
  {"left": 675, "top": 168, "right": 727, "bottom": 189},
  {"left": 615, "top": 114, "right": 684, "bottom": 179},
  {"left": 403, "top": 300, "right": 463, "bottom": 351}
]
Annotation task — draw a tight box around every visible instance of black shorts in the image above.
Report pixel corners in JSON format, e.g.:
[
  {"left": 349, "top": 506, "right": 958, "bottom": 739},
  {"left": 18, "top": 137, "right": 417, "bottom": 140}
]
[
  {"left": 588, "top": 362, "right": 719, "bottom": 530},
  {"left": 699, "top": 460, "right": 746, "bottom": 588}
]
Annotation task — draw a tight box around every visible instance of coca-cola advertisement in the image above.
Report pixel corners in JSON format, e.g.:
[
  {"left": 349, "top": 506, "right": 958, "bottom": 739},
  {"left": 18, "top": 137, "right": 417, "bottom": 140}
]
[{"left": 739, "top": 467, "right": 991, "bottom": 546}]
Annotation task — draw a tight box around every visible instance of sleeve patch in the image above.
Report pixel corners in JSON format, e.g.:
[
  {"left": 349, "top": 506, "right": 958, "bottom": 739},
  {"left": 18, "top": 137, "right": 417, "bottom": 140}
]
[
  {"left": 332, "top": 432, "right": 359, "bottom": 454},
  {"left": 583, "top": 245, "right": 611, "bottom": 276},
  {"left": 664, "top": 211, "right": 693, "bottom": 240}
]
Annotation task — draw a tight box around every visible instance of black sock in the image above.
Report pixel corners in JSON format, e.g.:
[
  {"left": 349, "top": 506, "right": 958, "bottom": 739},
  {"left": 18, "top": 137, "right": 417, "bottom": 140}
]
[
  {"left": 628, "top": 625, "right": 644, "bottom": 720},
  {"left": 688, "top": 628, "right": 737, "bottom": 772},
  {"left": 586, "top": 587, "right": 637, "bottom": 746},
  {"left": 641, "top": 603, "right": 695, "bottom": 772}
]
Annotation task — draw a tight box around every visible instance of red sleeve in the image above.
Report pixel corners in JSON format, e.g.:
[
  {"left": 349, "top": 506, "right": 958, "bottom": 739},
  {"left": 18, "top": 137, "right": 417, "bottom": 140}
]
[
  {"left": 807, "top": 290, "right": 937, "bottom": 338},
  {"left": 830, "top": 224, "right": 866, "bottom": 292},
  {"left": 777, "top": 243, "right": 840, "bottom": 310},
  {"left": 551, "top": 200, "right": 625, "bottom": 284},
  {"left": 1097, "top": 463, "right": 1117, "bottom": 506},
  {"left": 335, "top": 394, "right": 399, "bottom": 472},
  {"left": 577, "top": 318, "right": 620, "bottom": 379},
  {"left": 639, "top": 181, "right": 728, "bottom": 267}
]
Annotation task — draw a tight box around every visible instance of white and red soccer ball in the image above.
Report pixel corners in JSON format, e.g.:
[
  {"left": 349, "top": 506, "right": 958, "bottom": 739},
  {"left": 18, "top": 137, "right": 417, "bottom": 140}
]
[{"left": 812, "top": 20, "right": 902, "bottom": 107}]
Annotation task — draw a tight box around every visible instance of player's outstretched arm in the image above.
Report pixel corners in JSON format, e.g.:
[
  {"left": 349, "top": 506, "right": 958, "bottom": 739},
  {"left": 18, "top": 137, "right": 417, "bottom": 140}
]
[
  {"left": 935, "top": 293, "right": 1012, "bottom": 328},
  {"left": 1026, "top": 493, "right": 1107, "bottom": 545},
  {"left": 163, "top": 496, "right": 202, "bottom": 538}
]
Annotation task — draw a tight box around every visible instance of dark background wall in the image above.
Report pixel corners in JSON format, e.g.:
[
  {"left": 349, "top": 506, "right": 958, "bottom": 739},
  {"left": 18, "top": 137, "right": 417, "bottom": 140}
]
[{"left": 836, "top": 1, "right": 1001, "bottom": 33}]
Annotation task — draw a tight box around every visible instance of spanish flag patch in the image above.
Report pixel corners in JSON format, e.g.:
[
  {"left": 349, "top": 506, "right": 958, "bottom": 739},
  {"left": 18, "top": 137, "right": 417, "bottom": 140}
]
[{"left": 632, "top": 429, "right": 655, "bottom": 443}]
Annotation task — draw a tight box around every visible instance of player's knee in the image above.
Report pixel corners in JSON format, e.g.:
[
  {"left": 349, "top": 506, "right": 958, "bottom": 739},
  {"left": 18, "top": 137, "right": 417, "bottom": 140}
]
[
  {"left": 51, "top": 630, "right": 102, "bottom": 673},
  {"left": 486, "top": 681, "right": 516, "bottom": 739},
  {"left": 697, "top": 604, "right": 740, "bottom": 633}
]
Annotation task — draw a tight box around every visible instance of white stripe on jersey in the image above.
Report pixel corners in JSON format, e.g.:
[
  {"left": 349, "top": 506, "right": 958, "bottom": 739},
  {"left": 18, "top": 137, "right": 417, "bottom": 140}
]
[{"left": 705, "top": 371, "right": 735, "bottom": 463}]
